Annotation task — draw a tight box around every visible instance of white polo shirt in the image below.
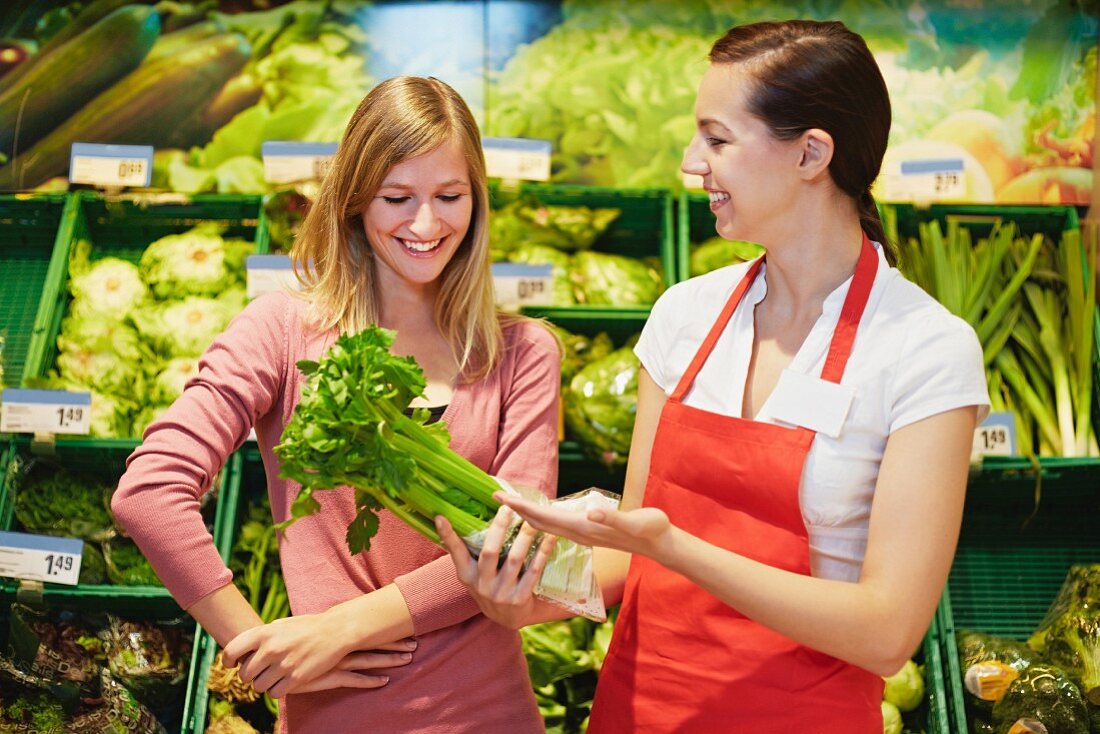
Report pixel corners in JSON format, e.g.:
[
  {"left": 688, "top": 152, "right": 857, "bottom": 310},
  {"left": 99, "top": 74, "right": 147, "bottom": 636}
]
[{"left": 635, "top": 244, "right": 990, "bottom": 582}]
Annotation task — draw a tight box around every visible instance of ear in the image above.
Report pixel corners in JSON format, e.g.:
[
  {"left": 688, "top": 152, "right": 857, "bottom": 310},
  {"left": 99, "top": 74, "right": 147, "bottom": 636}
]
[{"left": 796, "top": 128, "right": 834, "bottom": 180}]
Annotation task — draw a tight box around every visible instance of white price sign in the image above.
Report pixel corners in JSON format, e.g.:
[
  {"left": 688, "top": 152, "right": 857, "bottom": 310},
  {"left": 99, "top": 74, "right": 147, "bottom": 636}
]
[
  {"left": 1, "top": 388, "right": 91, "bottom": 435},
  {"left": 881, "top": 158, "right": 966, "bottom": 202},
  {"left": 262, "top": 141, "right": 337, "bottom": 184},
  {"left": 69, "top": 142, "right": 153, "bottom": 188},
  {"left": 246, "top": 254, "right": 301, "bottom": 299},
  {"left": 483, "top": 137, "right": 552, "bottom": 182},
  {"left": 971, "top": 411, "right": 1016, "bottom": 460},
  {"left": 0, "top": 531, "right": 83, "bottom": 586},
  {"left": 492, "top": 263, "right": 555, "bottom": 312}
]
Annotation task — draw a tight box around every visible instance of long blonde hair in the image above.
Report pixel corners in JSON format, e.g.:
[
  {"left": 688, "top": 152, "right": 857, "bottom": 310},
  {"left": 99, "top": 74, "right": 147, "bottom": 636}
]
[{"left": 292, "top": 76, "right": 502, "bottom": 380}]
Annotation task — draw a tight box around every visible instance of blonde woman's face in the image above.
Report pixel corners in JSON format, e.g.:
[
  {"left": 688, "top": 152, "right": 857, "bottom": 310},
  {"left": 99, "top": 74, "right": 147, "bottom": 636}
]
[{"left": 363, "top": 139, "right": 473, "bottom": 290}]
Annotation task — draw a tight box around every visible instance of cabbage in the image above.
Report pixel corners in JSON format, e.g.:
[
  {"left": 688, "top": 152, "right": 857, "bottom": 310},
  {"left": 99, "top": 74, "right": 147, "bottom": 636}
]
[
  {"left": 882, "top": 659, "right": 925, "bottom": 713},
  {"left": 150, "top": 358, "right": 200, "bottom": 405},
  {"left": 131, "top": 297, "right": 239, "bottom": 358},
  {"left": 881, "top": 700, "right": 903, "bottom": 734},
  {"left": 55, "top": 346, "right": 144, "bottom": 398},
  {"left": 139, "top": 224, "right": 252, "bottom": 299},
  {"left": 68, "top": 256, "right": 148, "bottom": 321},
  {"left": 571, "top": 251, "right": 663, "bottom": 306},
  {"left": 57, "top": 316, "right": 150, "bottom": 367}
]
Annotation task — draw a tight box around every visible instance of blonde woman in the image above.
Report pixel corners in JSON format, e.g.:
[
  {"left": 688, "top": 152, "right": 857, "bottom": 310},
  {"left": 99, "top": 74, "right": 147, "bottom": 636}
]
[{"left": 113, "top": 77, "right": 559, "bottom": 733}]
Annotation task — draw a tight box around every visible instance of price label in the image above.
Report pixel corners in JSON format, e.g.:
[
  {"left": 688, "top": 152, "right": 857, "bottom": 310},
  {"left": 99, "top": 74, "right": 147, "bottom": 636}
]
[
  {"left": 69, "top": 143, "right": 153, "bottom": 188},
  {"left": 246, "top": 254, "right": 302, "bottom": 299},
  {"left": 881, "top": 158, "right": 966, "bottom": 202},
  {"left": 1, "top": 388, "right": 91, "bottom": 435},
  {"left": 0, "top": 531, "right": 82, "bottom": 586},
  {"left": 262, "top": 141, "right": 338, "bottom": 185},
  {"left": 482, "top": 137, "right": 552, "bottom": 182},
  {"left": 491, "top": 263, "right": 554, "bottom": 312},
  {"left": 971, "top": 411, "right": 1016, "bottom": 460}
]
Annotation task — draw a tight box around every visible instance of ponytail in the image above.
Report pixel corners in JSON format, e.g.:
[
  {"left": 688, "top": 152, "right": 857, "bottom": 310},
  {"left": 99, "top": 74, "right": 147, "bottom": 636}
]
[{"left": 858, "top": 190, "right": 896, "bottom": 266}]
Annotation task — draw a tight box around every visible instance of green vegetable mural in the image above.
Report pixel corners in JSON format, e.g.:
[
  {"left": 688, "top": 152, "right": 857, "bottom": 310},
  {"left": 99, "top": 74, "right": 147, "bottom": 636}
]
[{"left": 0, "top": 0, "right": 1093, "bottom": 203}]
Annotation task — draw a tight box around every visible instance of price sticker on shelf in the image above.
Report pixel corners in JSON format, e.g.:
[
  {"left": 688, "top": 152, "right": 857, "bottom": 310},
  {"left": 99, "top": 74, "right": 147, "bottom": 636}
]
[
  {"left": 69, "top": 143, "right": 153, "bottom": 188},
  {"left": 491, "top": 263, "right": 554, "bottom": 311},
  {"left": 1, "top": 388, "right": 91, "bottom": 435},
  {"left": 246, "top": 254, "right": 301, "bottom": 299},
  {"left": 881, "top": 158, "right": 966, "bottom": 202},
  {"left": 971, "top": 411, "right": 1016, "bottom": 460},
  {"left": 482, "top": 137, "right": 552, "bottom": 182},
  {"left": 262, "top": 141, "right": 338, "bottom": 185},
  {"left": 0, "top": 531, "right": 83, "bottom": 586}
]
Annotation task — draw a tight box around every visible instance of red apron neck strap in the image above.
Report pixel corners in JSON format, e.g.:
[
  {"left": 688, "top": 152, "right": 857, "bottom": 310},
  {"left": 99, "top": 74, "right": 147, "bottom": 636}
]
[
  {"left": 819, "top": 232, "right": 879, "bottom": 384},
  {"left": 670, "top": 257, "right": 764, "bottom": 401},
  {"left": 669, "top": 233, "right": 880, "bottom": 401}
]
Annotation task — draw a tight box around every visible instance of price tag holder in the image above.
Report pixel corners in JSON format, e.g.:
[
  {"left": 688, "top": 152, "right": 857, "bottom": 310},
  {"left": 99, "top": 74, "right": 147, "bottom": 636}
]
[
  {"left": 246, "top": 254, "right": 301, "bottom": 299},
  {"left": 262, "top": 141, "right": 337, "bottom": 185},
  {"left": 69, "top": 143, "right": 153, "bottom": 188},
  {"left": 881, "top": 158, "right": 966, "bottom": 202},
  {"left": 491, "top": 263, "right": 554, "bottom": 312},
  {"left": 1, "top": 388, "right": 91, "bottom": 435},
  {"left": 0, "top": 531, "right": 82, "bottom": 586},
  {"left": 971, "top": 411, "right": 1016, "bottom": 460},
  {"left": 483, "top": 137, "right": 552, "bottom": 182}
]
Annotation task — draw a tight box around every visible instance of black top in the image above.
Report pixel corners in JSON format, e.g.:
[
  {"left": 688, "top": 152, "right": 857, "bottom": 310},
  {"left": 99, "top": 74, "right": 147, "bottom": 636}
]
[{"left": 403, "top": 405, "right": 448, "bottom": 425}]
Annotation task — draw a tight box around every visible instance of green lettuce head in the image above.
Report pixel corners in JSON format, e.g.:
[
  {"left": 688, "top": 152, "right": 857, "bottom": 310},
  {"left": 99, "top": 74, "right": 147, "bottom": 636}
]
[
  {"left": 139, "top": 223, "right": 251, "bottom": 299},
  {"left": 131, "top": 296, "right": 240, "bottom": 358},
  {"left": 69, "top": 257, "right": 148, "bottom": 321}
]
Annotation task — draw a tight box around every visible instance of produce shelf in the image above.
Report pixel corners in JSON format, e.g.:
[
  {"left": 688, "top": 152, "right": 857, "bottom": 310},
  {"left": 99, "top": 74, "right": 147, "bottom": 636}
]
[
  {"left": 0, "top": 436, "right": 237, "bottom": 616},
  {"left": 0, "top": 193, "right": 74, "bottom": 389},
  {"left": 678, "top": 191, "right": 716, "bottom": 281},
  {"left": 936, "top": 477, "right": 1100, "bottom": 732},
  {"left": 523, "top": 305, "right": 650, "bottom": 344}
]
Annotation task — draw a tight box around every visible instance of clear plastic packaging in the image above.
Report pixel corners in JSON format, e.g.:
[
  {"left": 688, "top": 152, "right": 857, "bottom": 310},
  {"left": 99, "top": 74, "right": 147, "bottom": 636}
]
[{"left": 462, "top": 480, "right": 621, "bottom": 622}]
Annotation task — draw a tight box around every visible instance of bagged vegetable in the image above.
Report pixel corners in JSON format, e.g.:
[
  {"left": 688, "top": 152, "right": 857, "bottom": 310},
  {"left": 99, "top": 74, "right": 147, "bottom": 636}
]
[
  {"left": 103, "top": 538, "right": 162, "bottom": 586},
  {"left": 958, "top": 629, "right": 1040, "bottom": 721},
  {"left": 490, "top": 195, "right": 620, "bottom": 258},
  {"left": 690, "top": 237, "right": 764, "bottom": 277},
  {"left": 506, "top": 242, "right": 576, "bottom": 305},
  {"left": 571, "top": 251, "right": 663, "bottom": 306},
  {"left": 103, "top": 617, "right": 190, "bottom": 711},
  {"left": 276, "top": 326, "right": 610, "bottom": 620},
  {"left": 991, "top": 664, "right": 1090, "bottom": 734},
  {"left": 10, "top": 456, "right": 115, "bottom": 543},
  {"left": 563, "top": 344, "right": 639, "bottom": 468},
  {"left": 551, "top": 325, "right": 614, "bottom": 385},
  {"left": 1028, "top": 564, "right": 1100, "bottom": 705}
]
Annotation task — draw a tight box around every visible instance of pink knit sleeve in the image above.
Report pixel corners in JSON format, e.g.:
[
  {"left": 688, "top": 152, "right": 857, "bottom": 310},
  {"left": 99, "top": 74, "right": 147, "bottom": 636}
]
[
  {"left": 112, "top": 293, "right": 289, "bottom": 609},
  {"left": 393, "top": 321, "right": 562, "bottom": 634}
]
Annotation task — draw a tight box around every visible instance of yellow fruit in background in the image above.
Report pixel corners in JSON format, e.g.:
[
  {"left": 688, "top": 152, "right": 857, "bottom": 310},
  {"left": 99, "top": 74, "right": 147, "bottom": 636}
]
[
  {"left": 996, "top": 166, "right": 1093, "bottom": 204},
  {"left": 873, "top": 139, "right": 995, "bottom": 203},
  {"left": 925, "top": 109, "right": 1024, "bottom": 191}
]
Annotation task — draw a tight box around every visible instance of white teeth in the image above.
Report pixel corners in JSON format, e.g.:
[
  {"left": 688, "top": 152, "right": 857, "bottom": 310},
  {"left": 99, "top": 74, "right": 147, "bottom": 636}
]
[
  {"left": 708, "top": 191, "right": 730, "bottom": 204},
  {"left": 400, "top": 238, "right": 441, "bottom": 252}
]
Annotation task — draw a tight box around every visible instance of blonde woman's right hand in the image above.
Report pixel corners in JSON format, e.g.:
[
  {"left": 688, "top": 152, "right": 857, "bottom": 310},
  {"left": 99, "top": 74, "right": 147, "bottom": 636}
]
[{"left": 437, "top": 505, "right": 557, "bottom": 629}]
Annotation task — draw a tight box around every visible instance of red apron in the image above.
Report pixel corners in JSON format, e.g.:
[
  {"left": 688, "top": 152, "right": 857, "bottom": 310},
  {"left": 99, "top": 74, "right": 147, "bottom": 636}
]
[{"left": 589, "top": 236, "right": 884, "bottom": 733}]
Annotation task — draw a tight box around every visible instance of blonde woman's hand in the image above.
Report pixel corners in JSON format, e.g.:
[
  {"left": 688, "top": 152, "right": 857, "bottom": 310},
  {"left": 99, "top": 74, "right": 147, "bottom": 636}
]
[{"left": 437, "top": 505, "right": 557, "bottom": 629}]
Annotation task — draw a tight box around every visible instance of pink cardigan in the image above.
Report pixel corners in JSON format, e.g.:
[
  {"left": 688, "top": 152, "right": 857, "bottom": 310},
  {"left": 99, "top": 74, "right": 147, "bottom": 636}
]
[{"left": 113, "top": 292, "right": 560, "bottom": 733}]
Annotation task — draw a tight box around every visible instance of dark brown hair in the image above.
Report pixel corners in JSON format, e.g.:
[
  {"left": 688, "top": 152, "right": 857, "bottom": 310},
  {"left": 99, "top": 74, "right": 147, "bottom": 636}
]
[{"left": 710, "top": 20, "right": 896, "bottom": 265}]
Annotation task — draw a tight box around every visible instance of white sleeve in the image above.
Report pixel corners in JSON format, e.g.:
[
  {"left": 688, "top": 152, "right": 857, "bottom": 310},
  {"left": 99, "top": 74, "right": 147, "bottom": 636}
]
[
  {"left": 634, "top": 286, "right": 679, "bottom": 393},
  {"left": 888, "top": 313, "right": 991, "bottom": 433}
]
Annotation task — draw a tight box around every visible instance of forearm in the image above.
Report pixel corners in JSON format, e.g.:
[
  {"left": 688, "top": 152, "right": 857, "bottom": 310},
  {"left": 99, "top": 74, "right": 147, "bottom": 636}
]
[
  {"left": 324, "top": 583, "right": 416, "bottom": 653},
  {"left": 658, "top": 528, "right": 927, "bottom": 676},
  {"left": 187, "top": 583, "right": 265, "bottom": 648}
]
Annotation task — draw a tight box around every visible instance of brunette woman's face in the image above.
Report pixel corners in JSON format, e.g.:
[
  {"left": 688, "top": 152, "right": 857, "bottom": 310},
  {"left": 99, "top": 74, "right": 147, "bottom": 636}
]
[
  {"left": 363, "top": 139, "right": 473, "bottom": 290},
  {"left": 681, "top": 63, "right": 802, "bottom": 245}
]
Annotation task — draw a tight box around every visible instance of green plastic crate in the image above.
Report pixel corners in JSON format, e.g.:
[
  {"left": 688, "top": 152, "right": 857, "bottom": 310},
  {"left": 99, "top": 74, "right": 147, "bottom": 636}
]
[
  {"left": 0, "top": 436, "right": 238, "bottom": 615},
  {"left": 936, "top": 476, "right": 1100, "bottom": 732},
  {"left": 0, "top": 193, "right": 75, "bottom": 388},
  {"left": 678, "top": 191, "right": 718, "bottom": 281},
  {"left": 188, "top": 445, "right": 278, "bottom": 734},
  {"left": 0, "top": 589, "right": 204, "bottom": 734},
  {"left": 885, "top": 203, "right": 1079, "bottom": 242},
  {"left": 31, "top": 192, "right": 262, "bottom": 384}
]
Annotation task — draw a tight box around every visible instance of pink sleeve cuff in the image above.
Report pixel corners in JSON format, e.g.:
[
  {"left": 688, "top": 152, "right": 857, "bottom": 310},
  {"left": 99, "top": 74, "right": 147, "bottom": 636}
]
[{"left": 393, "top": 555, "right": 480, "bottom": 635}]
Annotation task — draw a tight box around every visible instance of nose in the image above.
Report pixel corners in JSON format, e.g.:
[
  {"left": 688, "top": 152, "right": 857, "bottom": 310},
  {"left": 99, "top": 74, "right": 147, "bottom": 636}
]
[
  {"left": 409, "top": 200, "right": 440, "bottom": 238},
  {"left": 681, "top": 135, "right": 709, "bottom": 177}
]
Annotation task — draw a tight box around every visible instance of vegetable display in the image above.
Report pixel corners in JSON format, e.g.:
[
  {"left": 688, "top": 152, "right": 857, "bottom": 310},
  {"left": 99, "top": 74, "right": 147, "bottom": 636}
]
[
  {"left": 689, "top": 236, "right": 764, "bottom": 277},
  {"left": 39, "top": 224, "right": 252, "bottom": 438},
  {"left": 563, "top": 341, "right": 641, "bottom": 468}
]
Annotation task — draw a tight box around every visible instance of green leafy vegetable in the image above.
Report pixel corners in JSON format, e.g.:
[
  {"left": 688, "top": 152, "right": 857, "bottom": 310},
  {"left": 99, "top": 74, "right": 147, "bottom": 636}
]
[
  {"left": 563, "top": 343, "right": 640, "bottom": 467},
  {"left": 883, "top": 659, "right": 925, "bottom": 713},
  {"left": 991, "top": 664, "right": 1090, "bottom": 734},
  {"left": 1028, "top": 565, "right": 1100, "bottom": 704},
  {"left": 690, "top": 237, "right": 764, "bottom": 277},
  {"left": 13, "top": 464, "right": 114, "bottom": 543},
  {"left": 139, "top": 223, "right": 251, "bottom": 299},
  {"left": 103, "top": 538, "right": 162, "bottom": 586},
  {"left": 276, "top": 326, "right": 502, "bottom": 554},
  {"left": 571, "top": 251, "right": 663, "bottom": 306}
]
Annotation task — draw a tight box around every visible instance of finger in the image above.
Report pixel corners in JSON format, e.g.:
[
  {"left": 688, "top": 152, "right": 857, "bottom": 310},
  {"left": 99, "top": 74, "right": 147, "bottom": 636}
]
[
  {"left": 337, "top": 651, "right": 413, "bottom": 671},
  {"left": 293, "top": 670, "right": 391, "bottom": 694},
  {"left": 249, "top": 664, "right": 283, "bottom": 695},
  {"left": 516, "top": 532, "right": 557, "bottom": 598},
  {"left": 499, "top": 521, "right": 540, "bottom": 584},
  {"left": 436, "top": 516, "right": 477, "bottom": 585},
  {"left": 495, "top": 495, "right": 562, "bottom": 533},
  {"left": 475, "top": 506, "right": 513, "bottom": 587},
  {"left": 367, "top": 638, "right": 418, "bottom": 653},
  {"left": 222, "top": 629, "right": 260, "bottom": 669},
  {"left": 232, "top": 651, "right": 265, "bottom": 685}
]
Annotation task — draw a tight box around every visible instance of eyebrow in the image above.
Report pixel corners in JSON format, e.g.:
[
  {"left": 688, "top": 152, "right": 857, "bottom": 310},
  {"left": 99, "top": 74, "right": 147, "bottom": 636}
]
[
  {"left": 379, "top": 178, "right": 469, "bottom": 189},
  {"left": 698, "top": 118, "right": 732, "bottom": 132}
]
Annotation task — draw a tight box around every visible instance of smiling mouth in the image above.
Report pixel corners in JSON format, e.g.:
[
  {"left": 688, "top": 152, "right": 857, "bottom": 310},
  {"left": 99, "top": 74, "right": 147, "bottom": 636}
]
[
  {"left": 708, "top": 191, "right": 730, "bottom": 205},
  {"left": 399, "top": 237, "right": 442, "bottom": 253}
]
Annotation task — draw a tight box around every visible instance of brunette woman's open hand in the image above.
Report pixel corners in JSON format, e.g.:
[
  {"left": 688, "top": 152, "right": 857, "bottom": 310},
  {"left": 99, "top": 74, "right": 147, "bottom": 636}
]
[
  {"left": 437, "top": 505, "right": 559, "bottom": 629},
  {"left": 493, "top": 492, "right": 675, "bottom": 563}
]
